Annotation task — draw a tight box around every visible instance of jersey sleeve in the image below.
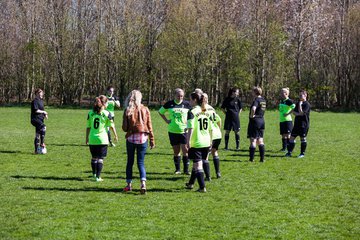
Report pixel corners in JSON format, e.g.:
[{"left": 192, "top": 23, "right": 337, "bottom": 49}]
[
  {"left": 187, "top": 110, "right": 195, "bottom": 129},
  {"left": 238, "top": 99, "right": 243, "bottom": 110},
  {"left": 302, "top": 102, "right": 311, "bottom": 114},
  {"left": 159, "top": 101, "right": 171, "bottom": 114}
]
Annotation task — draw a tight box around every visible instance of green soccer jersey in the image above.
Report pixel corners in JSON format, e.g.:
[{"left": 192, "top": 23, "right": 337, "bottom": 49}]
[
  {"left": 187, "top": 105, "right": 212, "bottom": 148},
  {"left": 159, "top": 100, "right": 192, "bottom": 134},
  {"left": 279, "top": 98, "right": 295, "bottom": 122},
  {"left": 106, "top": 95, "right": 118, "bottom": 116},
  {"left": 206, "top": 104, "right": 222, "bottom": 140},
  {"left": 87, "top": 110, "right": 112, "bottom": 145}
]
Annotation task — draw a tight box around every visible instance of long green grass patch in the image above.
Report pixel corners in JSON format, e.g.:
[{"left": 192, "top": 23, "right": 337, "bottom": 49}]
[{"left": 0, "top": 107, "right": 359, "bottom": 239}]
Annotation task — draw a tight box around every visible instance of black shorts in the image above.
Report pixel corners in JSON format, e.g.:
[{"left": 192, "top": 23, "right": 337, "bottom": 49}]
[
  {"left": 31, "top": 118, "right": 45, "bottom": 133},
  {"left": 280, "top": 121, "right": 293, "bottom": 135},
  {"left": 188, "top": 147, "right": 210, "bottom": 162},
  {"left": 89, "top": 145, "right": 108, "bottom": 158},
  {"left": 224, "top": 116, "right": 240, "bottom": 131},
  {"left": 211, "top": 139, "right": 221, "bottom": 150},
  {"left": 291, "top": 126, "right": 309, "bottom": 138},
  {"left": 168, "top": 132, "right": 187, "bottom": 146},
  {"left": 247, "top": 119, "right": 265, "bottom": 139}
]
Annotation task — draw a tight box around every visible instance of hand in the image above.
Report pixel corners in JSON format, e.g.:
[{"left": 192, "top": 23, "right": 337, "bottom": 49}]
[
  {"left": 150, "top": 142, "right": 155, "bottom": 149},
  {"left": 44, "top": 111, "right": 48, "bottom": 119},
  {"left": 166, "top": 119, "right": 171, "bottom": 124},
  {"left": 114, "top": 135, "right": 118, "bottom": 142}
]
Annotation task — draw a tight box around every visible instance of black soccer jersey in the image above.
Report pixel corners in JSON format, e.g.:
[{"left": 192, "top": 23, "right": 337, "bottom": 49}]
[
  {"left": 31, "top": 97, "right": 45, "bottom": 120},
  {"left": 221, "top": 97, "right": 242, "bottom": 116},
  {"left": 293, "top": 101, "right": 310, "bottom": 128},
  {"left": 250, "top": 97, "right": 266, "bottom": 119}
]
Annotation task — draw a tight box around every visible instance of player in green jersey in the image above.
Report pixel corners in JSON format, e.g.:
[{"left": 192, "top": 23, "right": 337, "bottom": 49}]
[
  {"left": 185, "top": 92, "right": 212, "bottom": 193},
  {"left": 105, "top": 86, "right": 121, "bottom": 147},
  {"left": 279, "top": 88, "right": 295, "bottom": 151},
  {"left": 86, "top": 95, "right": 118, "bottom": 182},
  {"left": 159, "top": 88, "right": 192, "bottom": 174},
  {"left": 203, "top": 93, "right": 222, "bottom": 179}
]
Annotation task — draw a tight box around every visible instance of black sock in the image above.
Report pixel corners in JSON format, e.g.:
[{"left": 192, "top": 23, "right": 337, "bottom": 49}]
[
  {"left": 259, "top": 144, "right": 265, "bottom": 162},
  {"left": 91, "top": 159, "right": 98, "bottom": 175},
  {"left": 188, "top": 169, "right": 196, "bottom": 185},
  {"left": 203, "top": 160, "right": 210, "bottom": 178},
  {"left": 287, "top": 141, "right": 295, "bottom": 153},
  {"left": 182, "top": 156, "right": 189, "bottom": 173},
  {"left": 301, "top": 141, "right": 307, "bottom": 155},
  {"left": 196, "top": 170, "right": 205, "bottom": 189},
  {"left": 174, "top": 156, "right": 181, "bottom": 172},
  {"left": 96, "top": 159, "right": 103, "bottom": 178},
  {"left": 282, "top": 138, "right": 288, "bottom": 150},
  {"left": 225, "top": 134, "right": 229, "bottom": 149},
  {"left": 213, "top": 156, "right": 220, "bottom": 174},
  {"left": 34, "top": 137, "right": 40, "bottom": 152},
  {"left": 235, "top": 133, "right": 240, "bottom": 149},
  {"left": 249, "top": 147, "right": 256, "bottom": 161}
]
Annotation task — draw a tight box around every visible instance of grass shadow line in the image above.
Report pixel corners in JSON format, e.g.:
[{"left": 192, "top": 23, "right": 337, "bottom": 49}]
[
  {"left": 12, "top": 175, "right": 84, "bottom": 181},
  {"left": 49, "top": 143, "right": 87, "bottom": 147}
]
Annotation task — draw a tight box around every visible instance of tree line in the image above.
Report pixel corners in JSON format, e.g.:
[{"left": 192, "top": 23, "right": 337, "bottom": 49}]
[{"left": 0, "top": 0, "right": 359, "bottom": 109}]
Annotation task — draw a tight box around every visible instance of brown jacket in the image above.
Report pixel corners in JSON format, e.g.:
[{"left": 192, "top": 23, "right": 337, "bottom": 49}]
[{"left": 122, "top": 105, "right": 155, "bottom": 147}]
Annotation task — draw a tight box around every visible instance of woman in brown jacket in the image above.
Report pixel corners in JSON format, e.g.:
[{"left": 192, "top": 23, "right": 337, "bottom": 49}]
[{"left": 122, "top": 90, "right": 155, "bottom": 194}]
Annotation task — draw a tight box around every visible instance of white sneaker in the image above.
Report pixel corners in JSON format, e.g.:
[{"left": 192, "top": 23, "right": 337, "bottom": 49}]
[{"left": 297, "top": 154, "right": 305, "bottom": 158}]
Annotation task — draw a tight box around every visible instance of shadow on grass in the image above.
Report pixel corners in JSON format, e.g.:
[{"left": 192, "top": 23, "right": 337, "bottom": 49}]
[
  {"left": 11, "top": 175, "right": 84, "bottom": 181},
  {"left": 0, "top": 150, "right": 31, "bottom": 155},
  {"left": 22, "top": 186, "right": 184, "bottom": 193},
  {"left": 145, "top": 152, "right": 174, "bottom": 156},
  {"left": 49, "top": 143, "right": 87, "bottom": 147},
  {"left": 227, "top": 153, "right": 283, "bottom": 158}
]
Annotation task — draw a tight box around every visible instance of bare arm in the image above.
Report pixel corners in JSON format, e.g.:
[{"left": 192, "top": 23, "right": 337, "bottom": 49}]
[
  {"left": 159, "top": 112, "right": 170, "bottom": 124},
  {"left": 110, "top": 126, "right": 118, "bottom": 142},
  {"left": 186, "top": 128, "right": 193, "bottom": 149},
  {"left": 86, "top": 128, "right": 90, "bottom": 144},
  {"left": 249, "top": 106, "right": 256, "bottom": 118}
]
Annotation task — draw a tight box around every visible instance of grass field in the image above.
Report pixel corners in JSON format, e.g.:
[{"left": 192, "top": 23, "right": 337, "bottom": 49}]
[{"left": 0, "top": 107, "right": 359, "bottom": 239}]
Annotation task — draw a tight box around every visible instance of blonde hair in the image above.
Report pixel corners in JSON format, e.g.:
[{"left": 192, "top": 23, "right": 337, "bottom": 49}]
[
  {"left": 194, "top": 88, "right": 203, "bottom": 94},
  {"left": 202, "top": 93, "right": 209, "bottom": 104},
  {"left": 124, "top": 90, "right": 144, "bottom": 124},
  {"left": 174, "top": 88, "right": 184, "bottom": 95},
  {"left": 253, "top": 86, "right": 262, "bottom": 96},
  {"left": 281, "top": 87, "right": 290, "bottom": 95}
]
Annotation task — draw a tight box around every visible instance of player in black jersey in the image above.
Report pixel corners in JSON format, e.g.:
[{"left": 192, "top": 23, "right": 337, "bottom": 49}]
[
  {"left": 31, "top": 88, "right": 48, "bottom": 154},
  {"left": 221, "top": 88, "right": 242, "bottom": 150},
  {"left": 286, "top": 90, "right": 311, "bottom": 158},
  {"left": 247, "top": 87, "right": 266, "bottom": 162}
]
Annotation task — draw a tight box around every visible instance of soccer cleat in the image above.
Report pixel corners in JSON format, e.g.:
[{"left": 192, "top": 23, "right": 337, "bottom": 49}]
[
  {"left": 110, "top": 142, "right": 116, "bottom": 147},
  {"left": 95, "top": 177, "right": 103, "bottom": 182},
  {"left": 205, "top": 177, "right": 211, "bottom": 182},
  {"left": 196, "top": 188, "right": 207, "bottom": 193},
  {"left": 260, "top": 159, "right": 265, "bottom": 163},
  {"left": 280, "top": 148, "right": 287, "bottom": 152},
  {"left": 224, "top": 147, "right": 229, "bottom": 151},
  {"left": 123, "top": 186, "right": 132, "bottom": 192},
  {"left": 216, "top": 172, "right": 221, "bottom": 178},
  {"left": 249, "top": 159, "right": 254, "bottom": 162},
  {"left": 174, "top": 170, "right": 181, "bottom": 175},
  {"left": 285, "top": 152, "right": 292, "bottom": 157},
  {"left": 185, "top": 183, "right": 194, "bottom": 189},
  {"left": 297, "top": 154, "right": 305, "bottom": 158}
]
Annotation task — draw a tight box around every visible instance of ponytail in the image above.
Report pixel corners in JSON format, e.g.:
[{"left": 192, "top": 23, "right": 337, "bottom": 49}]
[
  {"left": 190, "top": 92, "right": 206, "bottom": 110},
  {"left": 93, "top": 95, "right": 108, "bottom": 114}
]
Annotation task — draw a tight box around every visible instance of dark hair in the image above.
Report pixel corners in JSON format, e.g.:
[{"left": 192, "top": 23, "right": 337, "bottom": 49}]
[
  {"left": 300, "top": 90, "right": 308, "bottom": 97},
  {"left": 227, "top": 87, "right": 239, "bottom": 97},
  {"left": 93, "top": 95, "right": 108, "bottom": 114},
  {"left": 190, "top": 92, "right": 206, "bottom": 111},
  {"left": 34, "top": 88, "right": 43, "bottom": 95},
  {"left": 107, "top": 86, "right": 114, "bottom": 91}
]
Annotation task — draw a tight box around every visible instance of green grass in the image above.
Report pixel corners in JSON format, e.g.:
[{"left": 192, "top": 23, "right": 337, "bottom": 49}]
[{"left": 0, "top": 107, "right": 359, "bottom": 239}]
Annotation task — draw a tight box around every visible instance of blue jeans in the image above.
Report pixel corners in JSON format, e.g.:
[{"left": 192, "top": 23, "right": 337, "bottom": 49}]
[{"left": 126, "top": 140, "right": 147, "bottom": 183}]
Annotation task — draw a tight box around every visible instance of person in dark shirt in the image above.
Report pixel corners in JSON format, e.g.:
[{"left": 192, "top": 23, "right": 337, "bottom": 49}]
[
  {"left": 221, "top": 87, "right": 242, "bottom": 150},
  {"left": 286, "top": 90, "right": 311, "bottom": 158},
  {"left": 31, "top": 88, "right": 48, "bottom": 154},
  {"left": 247, "top": 86, "right": 266, "bottom": 162}
]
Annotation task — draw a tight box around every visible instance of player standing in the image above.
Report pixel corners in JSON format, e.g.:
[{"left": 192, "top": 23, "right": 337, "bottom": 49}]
[
  {"left": 247, "top": 87, "right": 266, "bottom": 163},
  {"left": 31, "top": 88, "right": 48, "bottom": 154},
  {"left": 286, "top": 90, "right": 311, "bottom": 158},
  {"left": 185, "top": 92, "right": 212, "bottom": 193},
  {"left": 86, "top": 95, "right": 118, "bottom": 182},
  {"left": 158, "top": 88, "right": 191, "bottom": 174},
  {"left": 221, "top": 87, "right": 242, "bottom": 150},
  {"left": 105, "top": 86, "right": 120, "bottom": 147},
  {"left": 279, "top": 88, "right": 295, "bottom": 151}
]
